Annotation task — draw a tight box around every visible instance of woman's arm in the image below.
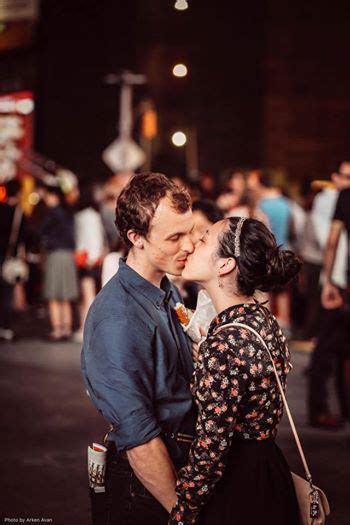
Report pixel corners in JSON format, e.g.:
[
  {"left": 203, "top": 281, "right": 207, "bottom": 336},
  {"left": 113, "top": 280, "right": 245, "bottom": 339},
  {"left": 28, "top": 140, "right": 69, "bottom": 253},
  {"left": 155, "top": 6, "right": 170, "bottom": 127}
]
[{"left": 169, "top": 330, "right": 248, "bottom": 524}]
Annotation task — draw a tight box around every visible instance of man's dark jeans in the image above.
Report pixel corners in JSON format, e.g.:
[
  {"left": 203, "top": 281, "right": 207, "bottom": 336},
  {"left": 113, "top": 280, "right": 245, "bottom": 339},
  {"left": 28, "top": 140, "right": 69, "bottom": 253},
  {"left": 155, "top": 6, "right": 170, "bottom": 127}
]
[
  {"left": 91, "top": 443, "right": 169, "bottom": 525},
  {"left": 308, "top": 305, "right": 350, "bottom": 419},
  {"left": 0, "top": 278, "right": 13, "bottom": 330}
]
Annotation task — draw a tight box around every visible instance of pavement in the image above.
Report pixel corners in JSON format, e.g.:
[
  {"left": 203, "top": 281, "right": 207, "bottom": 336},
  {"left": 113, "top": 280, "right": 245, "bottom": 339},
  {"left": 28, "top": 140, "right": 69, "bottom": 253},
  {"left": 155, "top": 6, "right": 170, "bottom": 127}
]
[{"left": 0, "top": 335, "right": 349, "bottom": 525}]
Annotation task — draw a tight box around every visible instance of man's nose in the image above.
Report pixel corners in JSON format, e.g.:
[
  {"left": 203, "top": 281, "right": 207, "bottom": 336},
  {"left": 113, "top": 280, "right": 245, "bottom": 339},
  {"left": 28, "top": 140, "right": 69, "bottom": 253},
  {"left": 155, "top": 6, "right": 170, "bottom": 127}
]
[{"left": 182, "top": 235, "right": 195, "bottom": 254}]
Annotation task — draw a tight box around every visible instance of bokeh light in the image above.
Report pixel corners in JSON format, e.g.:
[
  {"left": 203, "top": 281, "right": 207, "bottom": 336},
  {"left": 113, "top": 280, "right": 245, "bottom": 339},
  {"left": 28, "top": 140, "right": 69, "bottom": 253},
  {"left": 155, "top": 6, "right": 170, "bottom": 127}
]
[
  {"left": 174, "top": 0, "right": 188, "bottom": 11},
  {"left": 172, "top": 131, "right": 187, "bottom": 147},
  {"left": 172, "top": 64, "right": 188, "bottom": 77}
]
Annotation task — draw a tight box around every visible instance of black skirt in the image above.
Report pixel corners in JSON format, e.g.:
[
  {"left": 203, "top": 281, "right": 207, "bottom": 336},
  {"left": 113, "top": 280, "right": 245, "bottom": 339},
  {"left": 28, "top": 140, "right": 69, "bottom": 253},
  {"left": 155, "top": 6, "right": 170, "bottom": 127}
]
[{"left": 199, "top": 438, "right": 300, "bottom": 525}]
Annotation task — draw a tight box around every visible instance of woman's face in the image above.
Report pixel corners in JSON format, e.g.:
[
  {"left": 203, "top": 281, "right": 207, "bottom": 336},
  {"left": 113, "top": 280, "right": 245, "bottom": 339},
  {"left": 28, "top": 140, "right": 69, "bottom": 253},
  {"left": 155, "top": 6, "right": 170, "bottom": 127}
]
[
  {"left": 182, "top": 219, "right": 228, "bottom": 283},
  {"left": 192, "top": 210, "right": 213, "bottom": 242},
  {"left": 227, "top": 172, "right": 246, "bottom": 196}
]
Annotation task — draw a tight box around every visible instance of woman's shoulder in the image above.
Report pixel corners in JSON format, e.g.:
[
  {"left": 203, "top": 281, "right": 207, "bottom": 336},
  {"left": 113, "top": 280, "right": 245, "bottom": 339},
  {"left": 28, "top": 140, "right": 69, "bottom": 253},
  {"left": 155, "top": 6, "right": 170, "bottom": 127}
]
[
  {"left": 205, "top": 323, "right": 259, "bottom": 361},
  {"left": 205, "top": 305, "right": 284, "bottom": 355}
]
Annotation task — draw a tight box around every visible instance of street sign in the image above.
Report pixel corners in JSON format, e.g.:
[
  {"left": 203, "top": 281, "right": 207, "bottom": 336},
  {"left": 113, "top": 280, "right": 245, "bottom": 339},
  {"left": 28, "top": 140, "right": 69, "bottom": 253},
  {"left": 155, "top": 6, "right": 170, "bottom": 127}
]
[
  {"left": 102, "top": 70, "right": 146, "bottom": 173},
  {"left": 102, "top": 137, "right": 145, "bottom": 172}
]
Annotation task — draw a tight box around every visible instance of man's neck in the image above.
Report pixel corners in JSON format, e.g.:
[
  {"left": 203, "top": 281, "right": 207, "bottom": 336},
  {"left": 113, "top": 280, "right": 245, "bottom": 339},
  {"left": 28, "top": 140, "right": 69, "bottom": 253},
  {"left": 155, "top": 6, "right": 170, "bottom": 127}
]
[{"left": 126, "top": 250, "right": 165, "bottom": 288}]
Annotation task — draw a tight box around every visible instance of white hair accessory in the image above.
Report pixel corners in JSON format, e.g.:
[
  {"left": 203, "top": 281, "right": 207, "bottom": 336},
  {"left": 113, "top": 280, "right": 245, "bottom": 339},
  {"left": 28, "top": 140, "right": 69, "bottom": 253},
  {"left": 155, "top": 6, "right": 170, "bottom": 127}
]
[{"left": 234, "top": 217, "right": 247, "bottom": 258}]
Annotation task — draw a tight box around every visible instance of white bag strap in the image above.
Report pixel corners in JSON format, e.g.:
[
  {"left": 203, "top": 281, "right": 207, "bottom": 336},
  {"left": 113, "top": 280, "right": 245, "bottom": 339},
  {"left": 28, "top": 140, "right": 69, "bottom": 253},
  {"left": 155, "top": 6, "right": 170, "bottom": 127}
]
[
  {"left": 215, "top": 321, "right": 314, "bottom": 486},
  {"left": 5, "top": 205, "right": 23, "bottom": 259}
]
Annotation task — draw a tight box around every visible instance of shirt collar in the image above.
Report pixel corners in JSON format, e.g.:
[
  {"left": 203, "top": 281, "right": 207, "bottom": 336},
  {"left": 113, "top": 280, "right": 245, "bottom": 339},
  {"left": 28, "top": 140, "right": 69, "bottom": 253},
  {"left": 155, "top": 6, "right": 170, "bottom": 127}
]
[
  {"left": 117, "top": 257, "right": 173, "bottom": 308},
  {"left": 208, "top": 302, "right": 261, "bottom": 334}
]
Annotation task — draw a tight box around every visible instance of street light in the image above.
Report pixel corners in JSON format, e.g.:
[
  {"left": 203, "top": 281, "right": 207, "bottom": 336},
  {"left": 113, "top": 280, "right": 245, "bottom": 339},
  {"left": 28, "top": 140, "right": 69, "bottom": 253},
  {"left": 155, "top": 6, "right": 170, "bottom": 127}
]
[
  {"left": 172, "top": 64, "right": 188, "bottom": 78},
  {"left": 174, "top": 0, "right": 188, "bottom": 11},
  {"left": 172, "top": 131, "right": 187, "bottom": 147}
]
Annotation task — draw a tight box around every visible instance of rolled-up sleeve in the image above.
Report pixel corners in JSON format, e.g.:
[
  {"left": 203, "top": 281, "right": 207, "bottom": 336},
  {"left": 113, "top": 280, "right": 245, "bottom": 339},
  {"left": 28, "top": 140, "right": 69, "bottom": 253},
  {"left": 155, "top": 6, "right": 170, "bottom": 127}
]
[{"left": 82, "top": 316, "right": 162, "bottom": 450}]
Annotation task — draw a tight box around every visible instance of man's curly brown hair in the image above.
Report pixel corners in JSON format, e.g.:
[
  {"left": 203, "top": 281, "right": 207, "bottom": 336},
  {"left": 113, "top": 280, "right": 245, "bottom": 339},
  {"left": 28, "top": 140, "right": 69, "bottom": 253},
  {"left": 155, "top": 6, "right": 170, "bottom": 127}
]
[{"left": 115, "top": 173, "right": 191, "bottom": 247}]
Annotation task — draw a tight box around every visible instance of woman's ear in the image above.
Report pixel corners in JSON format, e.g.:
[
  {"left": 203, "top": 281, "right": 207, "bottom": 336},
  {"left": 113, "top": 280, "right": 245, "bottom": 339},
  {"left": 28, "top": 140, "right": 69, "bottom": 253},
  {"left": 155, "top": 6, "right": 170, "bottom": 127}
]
[
  {"left": 217, "top": 257, "right": 236, "bottom": 276},
  {"left": 127, "top": 230, "right": 144, "bottom": 249}
]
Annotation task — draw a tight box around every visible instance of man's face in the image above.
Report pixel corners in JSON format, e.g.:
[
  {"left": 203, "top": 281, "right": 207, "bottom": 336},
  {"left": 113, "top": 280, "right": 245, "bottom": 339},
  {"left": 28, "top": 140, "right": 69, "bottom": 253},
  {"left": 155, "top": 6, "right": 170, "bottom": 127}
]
[
  {"left": 333, "top": 162, "right": 350, "bottom": 191},
  {"left": 142, "top": 196, "right": 195, "bottom": 276}
]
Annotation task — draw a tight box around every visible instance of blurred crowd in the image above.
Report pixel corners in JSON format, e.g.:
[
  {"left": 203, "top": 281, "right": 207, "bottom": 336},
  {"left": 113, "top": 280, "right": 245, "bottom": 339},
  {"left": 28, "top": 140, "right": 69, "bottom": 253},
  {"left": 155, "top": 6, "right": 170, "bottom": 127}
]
[{"left": 1, "top": 164, "right": 350, "bottom": 429}]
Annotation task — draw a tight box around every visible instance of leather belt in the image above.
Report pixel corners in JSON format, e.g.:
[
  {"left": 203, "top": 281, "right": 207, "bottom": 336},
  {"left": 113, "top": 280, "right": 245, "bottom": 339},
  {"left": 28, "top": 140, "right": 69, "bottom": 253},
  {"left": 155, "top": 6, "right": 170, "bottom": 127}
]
[{"left": 163, "top": 431, "right": 194, "bottom": 444}]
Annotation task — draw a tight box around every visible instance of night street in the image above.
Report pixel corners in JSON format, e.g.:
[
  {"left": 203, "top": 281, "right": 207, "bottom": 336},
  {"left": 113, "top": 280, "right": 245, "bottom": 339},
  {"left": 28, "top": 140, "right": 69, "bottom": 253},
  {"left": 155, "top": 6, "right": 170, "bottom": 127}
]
[{"left": 0, "top": 338, "right": 349, "bottom": 525}]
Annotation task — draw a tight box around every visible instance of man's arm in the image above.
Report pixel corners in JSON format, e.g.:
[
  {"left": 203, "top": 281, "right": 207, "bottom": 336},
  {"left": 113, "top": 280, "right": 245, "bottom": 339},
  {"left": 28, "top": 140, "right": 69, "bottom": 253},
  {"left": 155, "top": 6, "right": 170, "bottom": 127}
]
[
  {"left": 82, "top": 316, "right": 178, "bottom": 508},
  {"left": 127, "top": 436, "right": 177, "bottom": 512},
  {"left": 322, "top": 220, "right": 344, "bottom": 309}
]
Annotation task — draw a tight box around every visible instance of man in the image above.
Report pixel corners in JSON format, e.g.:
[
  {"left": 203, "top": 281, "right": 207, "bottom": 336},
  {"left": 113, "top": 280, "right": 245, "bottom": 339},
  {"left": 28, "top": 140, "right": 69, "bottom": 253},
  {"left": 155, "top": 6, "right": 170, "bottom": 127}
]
[
  {"left": 81, "top": 173, "right": 196, "bottom": 525},
  {"left": 0, "top": 179, "right": 25, "bottom": 342},
  {"left": 322, "top": 162, "right": 350, "bottom": 307},
  {"left": 249, "top": 170, "right": 293, "bottom": 335},
  {"left": 308, "top": 162, "right": 350, "bottom": 428},
  {"left": 319, "top": 161, "right": 350, "bottom": 426}
]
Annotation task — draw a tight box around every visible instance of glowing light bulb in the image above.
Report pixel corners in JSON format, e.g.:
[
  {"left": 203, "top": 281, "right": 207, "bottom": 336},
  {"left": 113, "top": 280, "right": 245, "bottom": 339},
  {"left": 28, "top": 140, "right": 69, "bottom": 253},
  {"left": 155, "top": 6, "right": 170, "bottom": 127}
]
[
  {"left": 174, "top": 0, "right": 188, "bottom": 11},
  {"left": 172, "top": 131, "right": 187, "bottom": 147},
  {"left": 172, "top": 64, "right": 188, "bottom": 77}
]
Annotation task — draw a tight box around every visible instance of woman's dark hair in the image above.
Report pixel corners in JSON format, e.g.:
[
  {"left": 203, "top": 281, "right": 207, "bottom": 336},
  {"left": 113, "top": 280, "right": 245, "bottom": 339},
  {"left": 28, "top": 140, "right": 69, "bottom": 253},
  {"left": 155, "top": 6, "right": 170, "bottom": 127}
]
[
  {"left": 43, "top": 184, "right": 66, "bottom": 205},
  {"left": 76, "top": 184, "right": 99, "bottom": 212},
  {"left": 218, "top": 217, "right": 302, "bottom": 296},
  {"left": 192, "top": 199, "right": 224, "bottom": 224}
]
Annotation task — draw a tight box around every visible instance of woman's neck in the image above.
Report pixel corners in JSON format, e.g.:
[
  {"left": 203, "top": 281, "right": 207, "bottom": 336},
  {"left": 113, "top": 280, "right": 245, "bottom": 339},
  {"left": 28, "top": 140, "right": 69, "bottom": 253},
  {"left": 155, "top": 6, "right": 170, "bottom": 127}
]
[{"left": 205, "top": 282, "right": 255, "bottom": 315}]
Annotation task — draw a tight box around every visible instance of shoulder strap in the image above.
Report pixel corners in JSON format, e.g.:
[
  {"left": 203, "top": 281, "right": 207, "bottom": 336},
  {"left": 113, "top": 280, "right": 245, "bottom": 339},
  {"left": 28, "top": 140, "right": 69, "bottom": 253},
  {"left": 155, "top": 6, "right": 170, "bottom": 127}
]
[
  {"left": 215, "top": 321, "right": 314, "bottom": 485},
  {"left": 5, "top": 205, "right": 23, "bottom": 259}
]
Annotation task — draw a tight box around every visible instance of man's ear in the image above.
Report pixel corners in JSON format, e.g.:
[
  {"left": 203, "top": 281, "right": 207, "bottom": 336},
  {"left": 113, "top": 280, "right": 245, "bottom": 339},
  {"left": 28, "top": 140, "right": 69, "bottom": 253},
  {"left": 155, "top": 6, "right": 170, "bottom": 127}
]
[
  {"left": 217, "top": 257, "right": 236, "bottom": 276},
  {"left": 127, "top": 230, "right": 144, "bottom": 249}
]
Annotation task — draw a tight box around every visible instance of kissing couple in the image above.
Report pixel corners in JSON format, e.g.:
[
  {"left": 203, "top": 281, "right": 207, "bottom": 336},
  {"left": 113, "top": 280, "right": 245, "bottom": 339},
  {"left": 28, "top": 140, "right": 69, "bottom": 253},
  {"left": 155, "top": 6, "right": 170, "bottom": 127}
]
[{"left": 82, "top": 172, "right": 301, "bottom": 525}]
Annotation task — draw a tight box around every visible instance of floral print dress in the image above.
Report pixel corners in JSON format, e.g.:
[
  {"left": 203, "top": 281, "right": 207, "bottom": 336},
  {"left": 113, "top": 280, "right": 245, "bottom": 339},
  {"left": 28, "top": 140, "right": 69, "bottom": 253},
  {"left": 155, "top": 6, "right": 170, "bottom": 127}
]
[{"left": 169, "top": 302, "right": 292, "bottom": 525}]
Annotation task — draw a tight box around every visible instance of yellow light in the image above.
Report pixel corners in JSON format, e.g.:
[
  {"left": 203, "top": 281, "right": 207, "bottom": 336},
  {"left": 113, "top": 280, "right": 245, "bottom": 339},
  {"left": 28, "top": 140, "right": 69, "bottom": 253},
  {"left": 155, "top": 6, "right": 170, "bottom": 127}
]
[
  {"left": 172, "top": 131, "right": 187, "bottom": 147},
  {"left": 172, "top": 64, "right": 188, "bottom": 78},
  {"left": 28, "top": 192, "right": 40, "bottom": 206},
  {"left": 174, "top": 0, "right": 188, "bottom": 10}
]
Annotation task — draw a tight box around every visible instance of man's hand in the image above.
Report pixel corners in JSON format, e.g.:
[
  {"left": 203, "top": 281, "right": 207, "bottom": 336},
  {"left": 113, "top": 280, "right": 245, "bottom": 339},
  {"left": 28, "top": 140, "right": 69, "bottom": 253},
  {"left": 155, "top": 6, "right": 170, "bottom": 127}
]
[
  {"left": 321, "top": 282, "right": 343, "bottom": 310},
  {"left": 126, "top": 436, "right": 177, "bottom": 512}
]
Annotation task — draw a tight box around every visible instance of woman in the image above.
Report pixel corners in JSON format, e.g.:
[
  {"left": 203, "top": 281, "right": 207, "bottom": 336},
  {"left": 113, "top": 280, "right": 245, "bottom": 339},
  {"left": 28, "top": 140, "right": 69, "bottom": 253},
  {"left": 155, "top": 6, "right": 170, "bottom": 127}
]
[
  {"left": 225, "top": 170, "right": 269, "bottom": 225},
  {"left": 73, "top": 185, "right": 106, "bottom": 342},
  {"left": 40, "top": 185, "right": 79, "bottom": 341},
  {"left": 168, "top": 216, "right": 302, "bottom": 525}
]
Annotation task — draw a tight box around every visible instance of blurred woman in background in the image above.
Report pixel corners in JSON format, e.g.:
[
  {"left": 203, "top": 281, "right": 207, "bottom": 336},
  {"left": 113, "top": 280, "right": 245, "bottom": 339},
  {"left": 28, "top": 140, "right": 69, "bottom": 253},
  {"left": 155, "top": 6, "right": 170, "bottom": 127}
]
[
  {"left": 40, "top": 185, "right": 78, "bottom": 341},
  {"left": 74, "top": 185, "right": 106, "bottom": 342}
]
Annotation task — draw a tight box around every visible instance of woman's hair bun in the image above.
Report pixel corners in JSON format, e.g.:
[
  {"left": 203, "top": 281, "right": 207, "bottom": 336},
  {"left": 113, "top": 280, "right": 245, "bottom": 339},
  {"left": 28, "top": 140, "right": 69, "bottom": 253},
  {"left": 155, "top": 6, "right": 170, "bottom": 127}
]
[
  {"left": 218, "top": 218, "right": 303, "bottom": 296},
  {"left": 264, "top": 248, "right": 302, "bottom": 289}
]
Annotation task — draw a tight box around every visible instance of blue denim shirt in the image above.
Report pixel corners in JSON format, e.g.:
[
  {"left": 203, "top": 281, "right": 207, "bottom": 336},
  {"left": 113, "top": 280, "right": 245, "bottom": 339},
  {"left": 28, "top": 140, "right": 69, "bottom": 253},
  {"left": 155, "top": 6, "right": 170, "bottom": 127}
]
[{"left": 81, "top": 258, "right": 196, "bottom": 461}]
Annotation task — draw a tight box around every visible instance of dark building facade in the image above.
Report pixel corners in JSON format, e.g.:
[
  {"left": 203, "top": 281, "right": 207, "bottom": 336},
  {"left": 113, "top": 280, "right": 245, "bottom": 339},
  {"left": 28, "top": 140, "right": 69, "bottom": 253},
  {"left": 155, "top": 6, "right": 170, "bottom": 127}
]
[{"left": 1, "top": 1, "right": 350, "bottom": 185}]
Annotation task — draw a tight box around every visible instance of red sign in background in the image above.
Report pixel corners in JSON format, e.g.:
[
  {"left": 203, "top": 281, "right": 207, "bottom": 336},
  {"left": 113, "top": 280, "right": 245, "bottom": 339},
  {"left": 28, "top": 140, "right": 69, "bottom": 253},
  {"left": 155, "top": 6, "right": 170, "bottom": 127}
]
[{"left": 0, "top": 90, "right": 34, "bottom": 184}]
